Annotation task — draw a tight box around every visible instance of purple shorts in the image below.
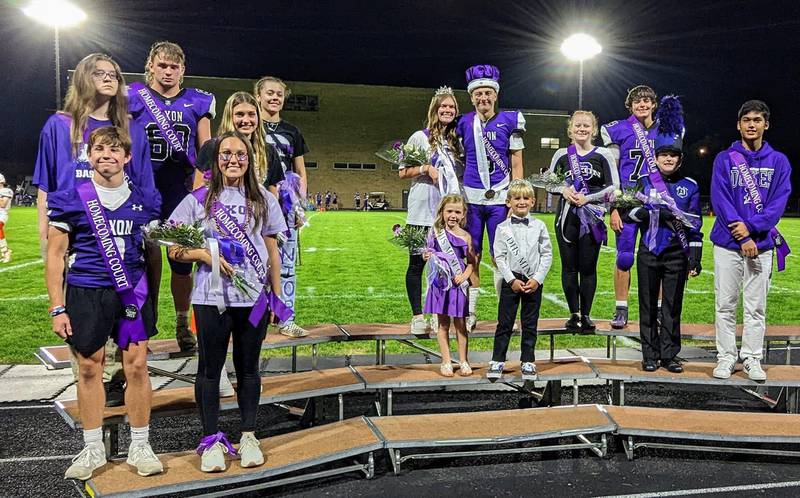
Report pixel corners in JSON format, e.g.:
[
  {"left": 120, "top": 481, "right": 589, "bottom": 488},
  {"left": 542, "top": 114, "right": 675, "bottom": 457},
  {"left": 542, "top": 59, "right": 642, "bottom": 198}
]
[{"left": 466, "top": 203, "right": 508, "bottom": 255}]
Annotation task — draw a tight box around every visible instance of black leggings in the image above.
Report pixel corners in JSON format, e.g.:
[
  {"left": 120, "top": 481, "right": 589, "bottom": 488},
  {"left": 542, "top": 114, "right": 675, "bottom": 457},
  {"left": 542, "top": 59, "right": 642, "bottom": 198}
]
[
  {"left": 405, "top": 236, "right": 427, "bottom": 315},
  {"left": 193, "top": 304, "right": 267, "bottom": 436},
  {"left": 555, "top": 210, "right": 602, "bottom": 316}
]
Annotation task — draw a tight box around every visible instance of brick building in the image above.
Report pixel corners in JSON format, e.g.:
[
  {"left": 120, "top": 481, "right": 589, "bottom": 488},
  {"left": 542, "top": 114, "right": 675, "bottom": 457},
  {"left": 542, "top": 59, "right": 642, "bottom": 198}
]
[{"left": 121, "top": 73, "right": 570, "bottom": 210}]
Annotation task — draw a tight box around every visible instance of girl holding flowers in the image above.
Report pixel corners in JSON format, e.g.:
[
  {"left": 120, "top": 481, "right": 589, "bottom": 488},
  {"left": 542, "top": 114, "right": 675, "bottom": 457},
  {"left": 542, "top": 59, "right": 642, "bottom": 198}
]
[{"left": 167, "top": 131, "right": 287, "bottom": 472}]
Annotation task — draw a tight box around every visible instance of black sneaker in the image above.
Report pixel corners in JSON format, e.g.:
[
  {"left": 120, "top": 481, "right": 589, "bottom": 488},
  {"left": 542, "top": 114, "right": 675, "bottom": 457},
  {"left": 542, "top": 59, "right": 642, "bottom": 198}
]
[
  {"left": 581, "top": 315, "right": 596, "bottom": 333},
  {"left": 610, "top": 307, "right": 629, "bottom": 329},
  {"left": 105, "top": 379, "right": 126, "bottom": 407},
  {"left": 664, "top": 359, "right": 683, "bottom": 373},
  {"left": 642, "top": 359, "right": 658, "bottom": 372},
  {"left": 564, "top": 314, "right": 581, "bottom": 332}
]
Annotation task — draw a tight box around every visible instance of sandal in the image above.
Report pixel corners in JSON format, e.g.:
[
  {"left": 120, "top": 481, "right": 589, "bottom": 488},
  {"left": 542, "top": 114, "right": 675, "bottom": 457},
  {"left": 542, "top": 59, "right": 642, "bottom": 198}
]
[
  {"left": 459, "top": 362, "right": 473, "bottom": 376},
  {"left": 440, "top": 363, "right": 454, "bottom": 377}
]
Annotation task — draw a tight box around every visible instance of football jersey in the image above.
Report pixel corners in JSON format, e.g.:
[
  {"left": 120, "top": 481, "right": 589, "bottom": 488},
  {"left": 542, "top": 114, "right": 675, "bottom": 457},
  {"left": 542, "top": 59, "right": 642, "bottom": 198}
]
[
  {"left": 33, "top": 114, "right": 154, "bottom": 194},
  {"left": 600, "top": 117, "right": 659, "bottom": 188},
  {"left": 47, "top": 185, "right": 161, "bottom": 288},
  {"left": 128, "top": 86, "right": 216, "bottom": 202},
  {"left": 0, "top": 187, "right": 12, "bottom": 223},
  {"left": 262, "top": 120, "right": 309, "bottom": 173}
]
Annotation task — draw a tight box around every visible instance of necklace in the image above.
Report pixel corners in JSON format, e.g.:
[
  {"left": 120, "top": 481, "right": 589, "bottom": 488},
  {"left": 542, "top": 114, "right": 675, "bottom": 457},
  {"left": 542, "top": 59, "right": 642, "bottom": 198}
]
[
  {"left": 212, "top": 194, "right": 251, "bottom": 233},
  {"left": 265, "top": 121, "right": 279, "bottom": 132}
]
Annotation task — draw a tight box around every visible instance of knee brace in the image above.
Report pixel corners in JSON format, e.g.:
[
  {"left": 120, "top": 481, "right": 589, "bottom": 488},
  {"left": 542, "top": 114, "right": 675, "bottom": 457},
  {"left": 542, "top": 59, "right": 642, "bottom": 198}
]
[{"left": 616, "top": 251, "right": 635, "bottom": 271}]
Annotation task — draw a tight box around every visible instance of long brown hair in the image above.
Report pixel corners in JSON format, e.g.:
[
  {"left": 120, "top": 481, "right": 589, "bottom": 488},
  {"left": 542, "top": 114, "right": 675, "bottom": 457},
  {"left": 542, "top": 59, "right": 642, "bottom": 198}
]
[
  {"left": 433, "top": 193, "right": 468, "bottom": 232},
  {"left": 205, "top": 131, "right": 268, "bottom": 228},
  {"left": 426, "top": 93, "right": 462, "bottom": 162},
  {"left": 62, "top": 53, "right": 129, "bottom": 157},
  {"left": 217, "top": 92, "right": 270, "bottom": 184}
]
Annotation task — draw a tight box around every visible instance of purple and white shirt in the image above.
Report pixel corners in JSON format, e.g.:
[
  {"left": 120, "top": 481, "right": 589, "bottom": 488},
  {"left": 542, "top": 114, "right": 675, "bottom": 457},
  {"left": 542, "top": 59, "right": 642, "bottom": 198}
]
[
  {"left": 600, "top": 117, "right": 659, "bottom": 188},
  {"left": 33, "top": 114, "right": 155, "bottom": 194},
  {"left": 169, "top": 186, "right": 287, "bottom": 307}
]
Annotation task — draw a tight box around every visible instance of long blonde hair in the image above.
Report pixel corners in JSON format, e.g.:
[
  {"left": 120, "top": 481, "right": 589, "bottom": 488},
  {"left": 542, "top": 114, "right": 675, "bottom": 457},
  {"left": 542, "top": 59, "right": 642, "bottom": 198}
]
[
  {"left": 426, "top": 93, "right": 462, "bottom": 162},
  {"left": 217, "top": 92, "right": 269, "bottom": 183},
  {"left": 62, "top": 53, "right": 129, "bottom": 157},
  {"left": 433, "top": 194, "right": 468, "bottom": 231}
]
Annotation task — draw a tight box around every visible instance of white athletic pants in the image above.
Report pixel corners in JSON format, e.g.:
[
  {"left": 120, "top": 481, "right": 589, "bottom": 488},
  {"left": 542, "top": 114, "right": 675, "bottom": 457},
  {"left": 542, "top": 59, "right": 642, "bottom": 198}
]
[{"left": 713, "top": 245, "right": 773, "bottom": 362}]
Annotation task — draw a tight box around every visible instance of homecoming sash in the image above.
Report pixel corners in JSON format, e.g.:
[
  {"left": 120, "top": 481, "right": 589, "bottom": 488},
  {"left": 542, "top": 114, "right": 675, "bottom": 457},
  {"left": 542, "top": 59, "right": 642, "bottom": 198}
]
[
  {"left": 129, "top": 82, "right": 194, "bottom": 167},
  {"left": 472, "top": 115, "right": 510, "bottom": 196},
  {"left": 728, "top": 150, "right": 791, "bottom": 271},
  {"left": 499, "top": 225, "right": 534, "bottom": 280},
  {"left": 628, "top": 116, "right": 691, "bottom": 253},
  {"left": 566, "top": 145, "right": 607, "bottom": 244},
  {"left": 193, "top": 187, "right": 293, "bottom": 325},
  {"left": 76, "top": 181, "right": 148, "bottom": 350},
  {"left": 430, "top": 229, "right": 469, "bottom": 295}
]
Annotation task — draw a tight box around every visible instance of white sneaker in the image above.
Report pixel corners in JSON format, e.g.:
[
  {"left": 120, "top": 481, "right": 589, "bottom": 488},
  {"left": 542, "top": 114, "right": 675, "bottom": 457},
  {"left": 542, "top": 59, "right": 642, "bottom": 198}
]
[
  {"left": 200, "top": 442, "right": 228, "bottom": 473},
  {"left": 126, "top": 442, "right": 164, "bottom": 476},
  {"left": 279, "top": 322, "right": 309, "bottom": 338},
  {"left": 743, "top": 357, "right": 767, "bottom": 381},
  {"left": 410, "top": 316, "right": 427, "bottom": 334},
  {"left": 466, "top": 313, "right": 477, "bottom": 332},
  {"left": 239, "top": 432, "right": 264, "bottom": 468},
  {"left": 427, "top": 315, "right": 438, "bottom": 333},
  {"left": 65, "top": 443, "right": 106, "bottom": 480},
  {"left": 712, "top": 358, "right": 736, "bottom": 379},
  {"left": 219, "top": 365, "right": 235, "bottom": 398}
]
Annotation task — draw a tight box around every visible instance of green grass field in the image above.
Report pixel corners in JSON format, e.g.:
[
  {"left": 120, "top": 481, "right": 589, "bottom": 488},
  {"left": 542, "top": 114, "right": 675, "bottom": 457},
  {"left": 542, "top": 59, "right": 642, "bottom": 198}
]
[{"left": 1, "top": 207, "right": 799, "bottom": 364}]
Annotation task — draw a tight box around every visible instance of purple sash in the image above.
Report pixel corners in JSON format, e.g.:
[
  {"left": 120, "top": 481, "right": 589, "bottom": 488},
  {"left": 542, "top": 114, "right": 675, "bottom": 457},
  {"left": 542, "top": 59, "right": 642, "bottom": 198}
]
[
  {"left": 628, "top": 116, "right": 690, "bottom": 253},
  {"left": 193, "top": 187, "right": 293, "bottom": 324},
  {"left": 76, "top": 181, "right": 148, "bottom": 350},
  {"left": 566, "top": 145, "right": 607, "bottom": 244},
  {"left": 129, "top": 82, "right": 194, "bottom": 167},
  {"left": 728, "top": 150, "right": 791, "bottom": 271}
]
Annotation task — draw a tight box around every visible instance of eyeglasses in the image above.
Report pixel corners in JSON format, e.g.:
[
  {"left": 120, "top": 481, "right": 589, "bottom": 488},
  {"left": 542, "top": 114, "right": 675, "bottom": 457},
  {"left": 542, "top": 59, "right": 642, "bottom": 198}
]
[
  {"left": 219, "top": 152, "right": 249, "bottom": 163},
  {"left": 92, "top": 70, "right": 118, "bottom": 81}
]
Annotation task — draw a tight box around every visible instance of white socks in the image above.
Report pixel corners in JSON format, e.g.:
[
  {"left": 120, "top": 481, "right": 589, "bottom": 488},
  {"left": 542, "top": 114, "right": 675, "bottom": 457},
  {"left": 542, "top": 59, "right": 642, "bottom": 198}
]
[
  {"left": 83, "top": 427, "right": 103, "bottom": 448},
  {"left": 615, "top": 300, "right": 627, "bottom": 308},
  {"left": 130, "top": 425, "right": 150, "bottom": 446}
]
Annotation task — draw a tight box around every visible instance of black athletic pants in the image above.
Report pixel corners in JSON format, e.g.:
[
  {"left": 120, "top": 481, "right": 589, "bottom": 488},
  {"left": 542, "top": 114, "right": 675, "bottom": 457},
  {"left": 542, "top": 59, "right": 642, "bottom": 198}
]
[
  {"left": 636, "top": 243, "right": 688, "bottom": 362},
  {"left": 405, "top": 225, "right": 427, "bottom": 316},
  {"left": 492, "top": 273, "right": 542, "bottom": 363},
  {"left": 193, "top": 304, "right": 268, "bottom": 436},
  {"left": 555, "top": 211, "right": 601, "bottom": 316}
]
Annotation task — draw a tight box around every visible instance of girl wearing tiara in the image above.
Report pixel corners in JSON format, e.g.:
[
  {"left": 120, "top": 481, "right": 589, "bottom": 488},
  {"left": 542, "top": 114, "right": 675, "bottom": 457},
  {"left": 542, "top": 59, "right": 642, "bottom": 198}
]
[
  {"left": 423, "top": 194, "right": 475, "bottom": 377},
  {"left": 400, "top": 87, "right": 464, "bottom": 334}
]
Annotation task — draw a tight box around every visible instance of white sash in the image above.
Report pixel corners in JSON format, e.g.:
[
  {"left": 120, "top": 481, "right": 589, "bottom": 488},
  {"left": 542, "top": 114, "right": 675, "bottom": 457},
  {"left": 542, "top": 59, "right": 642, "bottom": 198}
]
[
  {"left": 435, "top": 142, "right": 460, "bottom": 196},
  {"left": 500, "top": 225, "right": 534, "bottom": 279},
  {"left": 435, "top": 228, "right": 470, "bottom": 295},
  {"left": 472, "top": 114, "right": 491, "bottom": 190}
]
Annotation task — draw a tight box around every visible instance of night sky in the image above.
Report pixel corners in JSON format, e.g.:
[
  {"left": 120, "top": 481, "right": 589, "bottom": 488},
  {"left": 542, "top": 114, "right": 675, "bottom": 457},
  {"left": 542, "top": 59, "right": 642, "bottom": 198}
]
[{"left": 2, "top": 0, "right": 799, "bottom": 196}]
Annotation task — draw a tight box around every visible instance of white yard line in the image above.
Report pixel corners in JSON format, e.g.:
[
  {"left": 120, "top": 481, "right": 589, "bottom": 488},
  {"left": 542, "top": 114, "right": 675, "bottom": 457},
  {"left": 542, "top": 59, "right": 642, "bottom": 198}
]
[
  {"left": 0, "top": 259, "right": 43, "bottom": 273},
  {"left": 543, "top": 292, "right": 570, "bottom": 310},
  {"left": 0, "top": 294, "right": 48, "bottom": 302},
  {"left": 598, "top": 480, "right": 800, "bottom": 498},
  {"left": 0, "top": 454, "right": 76, "bottom": 463}
]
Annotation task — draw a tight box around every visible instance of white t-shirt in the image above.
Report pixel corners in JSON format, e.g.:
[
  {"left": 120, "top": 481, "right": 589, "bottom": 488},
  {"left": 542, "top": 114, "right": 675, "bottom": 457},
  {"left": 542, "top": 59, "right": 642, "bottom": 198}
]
[
  {"left": 0, "top": 187, "right": 12, "bottom": 223},
  {"left": 402, "top": 130, "right": 463, "bottom": 226}
]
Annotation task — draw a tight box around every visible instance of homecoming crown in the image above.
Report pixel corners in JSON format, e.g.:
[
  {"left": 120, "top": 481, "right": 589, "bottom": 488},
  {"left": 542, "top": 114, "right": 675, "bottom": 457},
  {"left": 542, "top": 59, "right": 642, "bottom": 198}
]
[
  {"left": 465, "top": 64, "right": 500, "bottom": 93},
  {"left": 434, "top": 86, "right": 455, "bottom": 97}
]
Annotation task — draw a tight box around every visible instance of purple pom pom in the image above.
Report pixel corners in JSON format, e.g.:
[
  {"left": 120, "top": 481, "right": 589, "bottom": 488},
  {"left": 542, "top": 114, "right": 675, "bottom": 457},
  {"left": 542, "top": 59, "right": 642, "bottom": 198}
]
[{"left": 656, "top": 95, "right": 684, "bottom": 137}]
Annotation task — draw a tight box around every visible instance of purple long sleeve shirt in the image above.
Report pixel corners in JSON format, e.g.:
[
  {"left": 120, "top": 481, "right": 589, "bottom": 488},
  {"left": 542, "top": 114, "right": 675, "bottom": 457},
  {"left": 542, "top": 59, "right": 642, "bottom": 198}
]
[{"left": 710, "top": 141, "right": 792, "bottom": 250}]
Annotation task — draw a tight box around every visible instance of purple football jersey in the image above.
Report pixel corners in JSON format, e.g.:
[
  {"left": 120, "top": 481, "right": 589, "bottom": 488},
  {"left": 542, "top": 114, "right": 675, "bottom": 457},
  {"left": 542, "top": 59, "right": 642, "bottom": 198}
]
[
  {"left": 457, "top": 110, "right": 525, "bottom": 191},
  {"left": 47, "top": 185, "right": 162, "bottom": 288},
  {"left": 33, "top": 114, "right": 155, "bottom": 193},
  {"left": 600, "top": 117, "right": 659, "bottom": 188}
]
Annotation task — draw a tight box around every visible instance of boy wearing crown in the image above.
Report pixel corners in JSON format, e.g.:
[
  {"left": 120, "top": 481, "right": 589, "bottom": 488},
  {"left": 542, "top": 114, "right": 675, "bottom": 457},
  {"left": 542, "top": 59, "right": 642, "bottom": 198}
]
[{"left": 456, "top": 64, "right": 526, "bottom": 330}]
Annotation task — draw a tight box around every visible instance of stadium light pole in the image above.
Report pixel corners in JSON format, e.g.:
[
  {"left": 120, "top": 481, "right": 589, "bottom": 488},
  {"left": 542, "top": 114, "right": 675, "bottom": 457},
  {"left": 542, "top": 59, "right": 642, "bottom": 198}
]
[
  {"left": 22, "top": 0, "right": 87, "bottom": 110},
  {"left": 560, "top": 33, "right": 602, "bottom": 109}
]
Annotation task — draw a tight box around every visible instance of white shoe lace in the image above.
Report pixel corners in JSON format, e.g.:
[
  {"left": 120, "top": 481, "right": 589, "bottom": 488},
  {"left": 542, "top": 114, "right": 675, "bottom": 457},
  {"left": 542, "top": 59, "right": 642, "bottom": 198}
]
[
  {"left": 129, "top": 443, "right": 158, "bottom": 464},
  {"left": 240, "top": 434, "right": 259, "bottom": 451},
  {"left": 72, "top": 444, "right": 105, "bottom": 467}
]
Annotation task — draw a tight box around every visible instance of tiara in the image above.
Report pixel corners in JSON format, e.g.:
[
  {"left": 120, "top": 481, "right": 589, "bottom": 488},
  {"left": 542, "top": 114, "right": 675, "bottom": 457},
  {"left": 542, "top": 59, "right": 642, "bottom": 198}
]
[{"left": 434, "top": 86, "right": 454, "bottom": 97}]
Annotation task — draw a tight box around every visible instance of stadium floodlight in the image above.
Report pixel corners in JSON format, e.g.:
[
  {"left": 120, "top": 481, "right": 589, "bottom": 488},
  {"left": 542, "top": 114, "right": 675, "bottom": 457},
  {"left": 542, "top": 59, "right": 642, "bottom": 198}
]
[
  {"left": 22, "top": 0, "right": 87, "bottom": 110},
  {"left": 560, "top": 33, "right": 602, "bottom": 109}
]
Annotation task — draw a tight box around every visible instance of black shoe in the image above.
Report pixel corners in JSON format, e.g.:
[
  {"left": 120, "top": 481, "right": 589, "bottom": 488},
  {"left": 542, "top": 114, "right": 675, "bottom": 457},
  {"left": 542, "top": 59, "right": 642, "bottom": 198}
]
[
  {"left": 105, "top": 379, "right": 126, "bottom": 407},
  {"left": 580, "top": 315, "right": 596, "bottom": 333},
  {"left": 664, "top": 359, "right": 683, "bottom": 373},
  {"left": 564, "top": 314, "right": 581, "bottom": 332},
  {"left": 610, "top": 306, "right": 629, "bottom": 329},
  {"left": 642, "top": 360, "right": 658, "bottom": 372}
]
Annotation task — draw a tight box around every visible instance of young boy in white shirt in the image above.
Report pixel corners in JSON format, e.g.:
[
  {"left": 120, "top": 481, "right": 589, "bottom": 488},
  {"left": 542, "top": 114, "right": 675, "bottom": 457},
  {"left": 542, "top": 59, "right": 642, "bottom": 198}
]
[{"left": 487, "top": 180, "right": 553, "bottom": 380}]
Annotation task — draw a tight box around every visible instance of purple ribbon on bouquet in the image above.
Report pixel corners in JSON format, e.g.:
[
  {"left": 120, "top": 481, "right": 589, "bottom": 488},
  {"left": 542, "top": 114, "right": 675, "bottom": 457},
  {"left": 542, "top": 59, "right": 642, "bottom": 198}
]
[
  {"left": 566, "top": 145, "right": 607, "bottom": 244},
  {"left": 426, "top": 250, "right": 461, "bottom": 291},
  {"left": 635, "top": 191, "right": 689, "bottom": 253},
  {"left": 218, "top": 237, "right": 245, "bottom": 266},
  {"left": 196, "top": 432, "right": 238, "bottom": 456},
  {"left": 251, "top": 289, "right": 293, "bottom": 326}
]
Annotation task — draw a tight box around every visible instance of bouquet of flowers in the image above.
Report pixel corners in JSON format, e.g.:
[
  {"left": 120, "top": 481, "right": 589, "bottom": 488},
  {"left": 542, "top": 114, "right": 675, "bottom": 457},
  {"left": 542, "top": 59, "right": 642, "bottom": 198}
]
[
  {"left": 635, "top": 191, "right": 701, "bottom": 230},
  {"left": 390, "top": 224, "right": 429, "bottom": 254},
  {"left": 527, "top": 170, "right": 567, "bottom": 191},
  {"left": 143, "top": 220, "right": 260, "bottom": 298},
  {"left": 376, "top": 140, "right": 429, "bottom": 168},
  {"left": 606, "top": 187, "right": 643, "bottom": 210}
]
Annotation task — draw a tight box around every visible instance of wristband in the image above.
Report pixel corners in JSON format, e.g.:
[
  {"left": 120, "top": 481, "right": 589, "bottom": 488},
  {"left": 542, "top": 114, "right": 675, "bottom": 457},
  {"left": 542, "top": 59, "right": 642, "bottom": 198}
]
[{"left": 49, "top": 305, "right": 66, "bottom": 317}]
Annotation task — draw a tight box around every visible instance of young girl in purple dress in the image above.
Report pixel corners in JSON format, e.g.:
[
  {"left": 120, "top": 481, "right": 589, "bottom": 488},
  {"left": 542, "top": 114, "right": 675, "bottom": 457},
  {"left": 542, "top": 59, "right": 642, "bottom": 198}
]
[{"left": 423, "top": 194, "right": 476, "bottom": 377}]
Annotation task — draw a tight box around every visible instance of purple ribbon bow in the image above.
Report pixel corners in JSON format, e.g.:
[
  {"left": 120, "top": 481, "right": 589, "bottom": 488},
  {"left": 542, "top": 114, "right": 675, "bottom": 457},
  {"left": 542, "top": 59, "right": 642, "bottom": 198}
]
[
  {"left": 250, "top": 290, "right": 293, "bottom": 326},
  {"left": 218, "top": 237, "right": 245, "bottom": 266},
  {"left": 196, "top": 432, "right": 238, "bottom": 456}
]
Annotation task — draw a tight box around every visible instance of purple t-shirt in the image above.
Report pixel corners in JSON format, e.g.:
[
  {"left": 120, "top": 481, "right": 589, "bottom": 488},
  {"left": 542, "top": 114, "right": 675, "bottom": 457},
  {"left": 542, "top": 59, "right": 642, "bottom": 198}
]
[
  {"left": 600, "top": 117, "right": 659, "bottom": 188},
  {"left": 33, "top": 114, "right": 155, "bottom": 193},
  {"left": 169, "top": 186, "right": 287, "bottom": 307},
  {"left": 47, "top": 185, "right": 162, "bottom": 288}
]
